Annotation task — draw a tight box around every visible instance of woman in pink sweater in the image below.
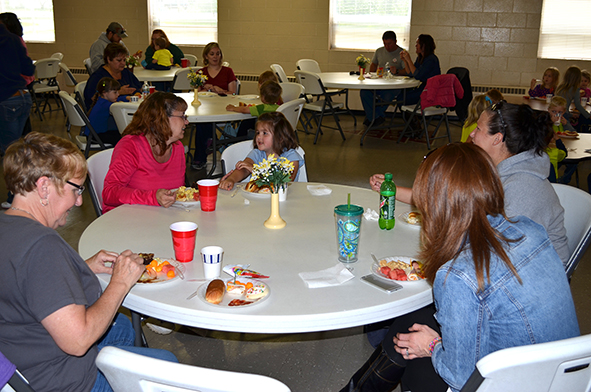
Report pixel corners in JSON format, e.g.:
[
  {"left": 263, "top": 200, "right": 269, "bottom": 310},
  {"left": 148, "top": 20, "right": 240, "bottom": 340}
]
[{"left": 102, "top": 92, "right": 187, "bottom": 213}]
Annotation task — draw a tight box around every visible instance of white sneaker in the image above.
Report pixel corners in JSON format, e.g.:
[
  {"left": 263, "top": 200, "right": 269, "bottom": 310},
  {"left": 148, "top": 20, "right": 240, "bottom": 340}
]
[
  {"left": 1, "top": 202, "right": 11, "bottom": 209},
  {"left": 145, "top": 321, "right": 175, "bottom": 335}
]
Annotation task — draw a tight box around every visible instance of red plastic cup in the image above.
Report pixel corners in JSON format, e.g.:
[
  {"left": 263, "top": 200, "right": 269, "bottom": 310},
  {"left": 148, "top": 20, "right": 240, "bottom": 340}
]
[
  {"left": 197, "top": 179, "right": 220, "bottom": 212},
  {"left": 170, "top": 221, "right": 198, "bottom": 262},
  {"left": 181, "top": 58, "right": 189, "bottom": 68},
  {"left": 149, "top": 86, "right": 155, "bottom": 94}
]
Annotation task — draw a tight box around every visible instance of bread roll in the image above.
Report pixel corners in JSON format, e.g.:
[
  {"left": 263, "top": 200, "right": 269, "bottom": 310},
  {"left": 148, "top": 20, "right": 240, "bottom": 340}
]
[{"left": 206, "top": 279, "right": 225, "bottom": 304}]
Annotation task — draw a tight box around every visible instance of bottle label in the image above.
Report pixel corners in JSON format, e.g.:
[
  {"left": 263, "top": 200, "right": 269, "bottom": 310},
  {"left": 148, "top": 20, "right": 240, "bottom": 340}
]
[{"left": 380, "top": 195, "right": 395, "bottom": 219}]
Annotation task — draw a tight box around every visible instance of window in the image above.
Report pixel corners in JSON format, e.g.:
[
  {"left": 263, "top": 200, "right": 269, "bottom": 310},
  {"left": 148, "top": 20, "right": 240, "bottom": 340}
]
[
  {"left": 148, "top": 0, "right": 217, "bottom": 46},
  {"left": 329, "top": 0, "right": 412, "bottom": 51},
  {"left": 538, "top": 0, "right": 591, "bottom": 60},
  {"left": 0, "top": 0, "right": 55, "bottom": 43}
]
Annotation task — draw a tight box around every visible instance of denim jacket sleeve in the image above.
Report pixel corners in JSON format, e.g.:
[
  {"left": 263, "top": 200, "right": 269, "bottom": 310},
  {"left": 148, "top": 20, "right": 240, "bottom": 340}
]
[{"left": 431, "top": 268, "right": 481, "bottom": 392}]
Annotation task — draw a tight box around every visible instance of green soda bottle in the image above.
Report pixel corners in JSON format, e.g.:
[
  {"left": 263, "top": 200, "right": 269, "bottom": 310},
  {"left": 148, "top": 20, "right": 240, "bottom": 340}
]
[{"left": 379, "top": 173, "right": 396, "bottom": 230}]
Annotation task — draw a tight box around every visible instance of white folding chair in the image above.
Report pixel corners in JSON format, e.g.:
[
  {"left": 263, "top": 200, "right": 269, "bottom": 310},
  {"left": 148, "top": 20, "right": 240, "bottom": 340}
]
[
  {"left": 295, "top": 146, "right": 308, "bottom": 182},
  {"left": 551, "top": 183, "right": 591, "bottom": 279},
  {"left": 86, "top": 148, "right": 114, "bottom": 217},
  {"left": 184, "top": 54, "right": 198, "bottom": 66},
  {"left": 31, "top": 58, "right": 62, "bottom": 119},
  {"left": 280, "top": 82, "right": 305, "bottom": 102},
  {"left": 74, "top": 80, "right": 87, "bottom": 113},
  {"left": 110, "top": 102, "right": 138, "bottom": 133},
  {"left": 460, "top": 334, "right": 591, "bottom": 392},
  {"left": 96, "top": 346, "right": 291, "bottom": 392},
  {"left": 277, "top": 98, "right": 305, "bottom": 132},
  {"left": 171, "top": 67, "right": 202, "bottom": 92},
  {"left": 296, "top": 59, "right": 322, "bottom": 74},
  {"left": 294, "top": 70, "right": 346, "bottom": 144},
  {"left": 58, "top": 62, "right": 78, "bottom": 87},
  {"left": 235, "top": 78, "right": 241, "bottom": 95},
  {"left": 271, "top": 63, "right": 289, "bottom": 83},
  {"left": 83, "top": 58, "right": 92, "bottom": 75},
  {"left": 220, "top": 140, "right": 254, "bottom": 181},
  {"left": 50, "top": 52, "right": 63, "bottom": 61},
  {"left": 59, "top": 91, "right": 112, "bottom": 158}
]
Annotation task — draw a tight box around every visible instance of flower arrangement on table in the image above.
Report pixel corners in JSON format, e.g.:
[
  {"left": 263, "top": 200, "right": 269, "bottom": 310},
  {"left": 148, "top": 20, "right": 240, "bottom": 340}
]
[
  {"left": 187, "top": 69, "right": 208, "bottom": 88},
  {"left": 356, "top": 54, "right": 370, "bottom": 69},
  {"left": 126, "top": 50, "right": 142, "bottom": 69},
  {"left": 251, "top": 154, "right": 294, "bottom": 193}
]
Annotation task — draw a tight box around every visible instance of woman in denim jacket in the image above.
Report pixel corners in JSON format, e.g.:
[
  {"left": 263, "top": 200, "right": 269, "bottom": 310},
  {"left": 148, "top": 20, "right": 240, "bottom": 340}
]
[{"left": 341, "top": 143, "right": 579, "bottom": 392}]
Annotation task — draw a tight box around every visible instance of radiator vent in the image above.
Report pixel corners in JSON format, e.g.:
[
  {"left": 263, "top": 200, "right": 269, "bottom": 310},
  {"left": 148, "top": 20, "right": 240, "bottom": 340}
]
[
  {"left": 236, "top": 74, "right": 296, "bottom": 83},
  {"left": 472, "top": 85, "right": 526, "bottom": 95},
  {"left": 69, "top": 67, "right": 88, "bottom": 75}
]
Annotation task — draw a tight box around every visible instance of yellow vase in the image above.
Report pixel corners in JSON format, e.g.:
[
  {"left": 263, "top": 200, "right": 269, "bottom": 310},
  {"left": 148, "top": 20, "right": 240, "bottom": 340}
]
[
  {"left": 358, "top": 66, "right": 365, "bottom": 80},
  {"left": 264, "top": 193, "right": 286, "bottom": 229},
  {"left": 192, "top": 89, "right": 201, "bottom": 106}
]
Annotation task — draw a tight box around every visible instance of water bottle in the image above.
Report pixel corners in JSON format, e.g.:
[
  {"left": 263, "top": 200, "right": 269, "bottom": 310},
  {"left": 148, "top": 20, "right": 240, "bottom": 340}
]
[
  {"left": 379, "top": 173, "right": 396, "bottom": 230},
  {"left": 385, "top": 62, "right": 390, "bottom": 75},
  {"left": 141, "top": 81, "right": 150, "bottom": 99}
]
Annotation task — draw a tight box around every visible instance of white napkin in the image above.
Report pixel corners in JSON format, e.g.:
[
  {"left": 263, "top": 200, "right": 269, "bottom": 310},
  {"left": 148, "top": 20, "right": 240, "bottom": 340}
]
[
  {"left": 299, "top": 263, "right": 355, "bottom": 288},
  {"left": 307, "top": 184, "right": 332, "bottom": 196},
  {"left": 364, "top": 208, "right": 379, "bottom": 221}
]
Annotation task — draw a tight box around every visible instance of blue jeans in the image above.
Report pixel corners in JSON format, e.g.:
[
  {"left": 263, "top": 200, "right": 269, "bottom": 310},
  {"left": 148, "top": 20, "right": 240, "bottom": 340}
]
[
  {"left": 360, "top": 89, "right": 400, "bottom": 121},
  {"left": 91, "top": 314, "right": 178, "bottom": 392},
  {"left": 0, "top": 91, "right": 32, "bottom": 153}
]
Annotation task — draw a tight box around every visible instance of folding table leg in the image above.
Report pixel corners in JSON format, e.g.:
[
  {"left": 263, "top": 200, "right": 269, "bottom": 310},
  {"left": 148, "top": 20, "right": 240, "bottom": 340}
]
[{"left": 131, "top": 310, "right": 148, "bottom": 347}]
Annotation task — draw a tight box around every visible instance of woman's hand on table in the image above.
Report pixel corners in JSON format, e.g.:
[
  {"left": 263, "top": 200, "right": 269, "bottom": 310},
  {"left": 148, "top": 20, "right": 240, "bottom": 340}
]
[
  {"left": 156, "top": 189, "right": 176, "bottom": 208},
  {"left": 110, "top": 250, "right": 145, "bottom": 289},
  {"left": 85, "top": 250, "right": 119, "bottom": 274},
  {"left": 393, "top": 323, "right": 440, "bottom": 359},
  {"left": 370, "top": 173, "right": 384, "bottom": 192}
]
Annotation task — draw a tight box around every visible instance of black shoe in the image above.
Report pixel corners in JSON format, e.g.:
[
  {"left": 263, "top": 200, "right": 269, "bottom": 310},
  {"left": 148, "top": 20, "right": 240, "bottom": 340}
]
[
  {"left": 340, "top": 345, "right": 404, "bottom": 392},
  {"left": 191, "top": 161, "right": 207, "bottom": 170},
  {"left": 363, "top": 117, "right": 371, "bottom": 126}
]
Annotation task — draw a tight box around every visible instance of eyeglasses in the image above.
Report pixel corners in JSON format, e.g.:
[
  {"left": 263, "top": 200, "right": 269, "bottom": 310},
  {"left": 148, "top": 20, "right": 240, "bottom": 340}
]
[
  {"left": 491, "top": 100, "right": 508, "bottom": 142},
  {"left": 169, "top": 114, "right": 188, "bottom": 121},
  {"left": 66, "top": 180, "right": 85, "bottom": 196}
]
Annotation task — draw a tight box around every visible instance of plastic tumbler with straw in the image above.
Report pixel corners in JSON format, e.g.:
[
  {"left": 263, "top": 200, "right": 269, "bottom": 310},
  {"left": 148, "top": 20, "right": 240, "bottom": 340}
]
[{"left": 334, "top": 193, "right": 363, "bottom": 263}]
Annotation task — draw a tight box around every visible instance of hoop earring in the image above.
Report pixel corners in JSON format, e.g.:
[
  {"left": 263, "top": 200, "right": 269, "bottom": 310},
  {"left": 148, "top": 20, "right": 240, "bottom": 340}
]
[{"left": 40, "top": 198, "right": 49, "bottom": 207}]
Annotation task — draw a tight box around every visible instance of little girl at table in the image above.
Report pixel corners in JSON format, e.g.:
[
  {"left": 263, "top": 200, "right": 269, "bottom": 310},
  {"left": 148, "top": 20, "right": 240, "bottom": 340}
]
[
  {"left": 529, "top": 67, "right": 559, "bottom": 98},
  {"left": 219, "top": 112, "right": 304, "bottom": 190},
  {"left": 86, "top": 77, "right": 123, "bottom": 146}
]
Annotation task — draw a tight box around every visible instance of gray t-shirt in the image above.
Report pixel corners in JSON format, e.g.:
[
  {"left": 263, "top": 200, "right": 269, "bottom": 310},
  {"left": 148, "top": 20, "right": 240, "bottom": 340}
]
[
  {"left": 0, "top": 214, "right": 102, "bottom": 392},
  {"left": 371, "top": 46, "right": 405, "bottom": 71}
]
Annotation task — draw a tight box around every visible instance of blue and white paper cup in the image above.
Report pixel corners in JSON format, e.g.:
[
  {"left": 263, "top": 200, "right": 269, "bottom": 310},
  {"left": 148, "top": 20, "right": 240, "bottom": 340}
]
[{"left": 201, "top": 246, "right": 223, "bottom": 279}]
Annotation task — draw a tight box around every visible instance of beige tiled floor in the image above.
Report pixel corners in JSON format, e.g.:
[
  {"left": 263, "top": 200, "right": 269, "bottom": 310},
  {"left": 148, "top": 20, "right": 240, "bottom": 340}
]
[{"left": 3, "top": 108, "right": 591, "bottom": 392}]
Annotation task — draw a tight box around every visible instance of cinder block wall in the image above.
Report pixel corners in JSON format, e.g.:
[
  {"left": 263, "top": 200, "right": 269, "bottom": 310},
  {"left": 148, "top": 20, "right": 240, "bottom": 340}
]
[{"left": 25, "top": 0, "right": 591, "bottom": 89}]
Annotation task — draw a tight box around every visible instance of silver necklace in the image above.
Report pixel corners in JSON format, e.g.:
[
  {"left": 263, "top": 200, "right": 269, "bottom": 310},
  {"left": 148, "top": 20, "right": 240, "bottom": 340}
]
[{"left": 10, "top": 206, "right": 38, "bottom": 221}]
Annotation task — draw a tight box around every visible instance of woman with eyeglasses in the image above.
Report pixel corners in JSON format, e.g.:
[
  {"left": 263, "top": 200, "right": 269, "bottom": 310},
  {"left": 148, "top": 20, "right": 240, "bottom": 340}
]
[
  {"left": 342, "top": 143, "right": 578, "bottom": 392},
  {"left": 0, "top": 132, "right": 178, "bottom": 391},
  {"left": 102, "top": 92, "right": 188, "bottom": 213}
]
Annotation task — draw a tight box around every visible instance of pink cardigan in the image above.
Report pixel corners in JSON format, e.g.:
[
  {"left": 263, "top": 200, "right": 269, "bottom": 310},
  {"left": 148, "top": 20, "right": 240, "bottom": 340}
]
[{"left": 102, "top": 134, "right": 186, "bottom": 213}]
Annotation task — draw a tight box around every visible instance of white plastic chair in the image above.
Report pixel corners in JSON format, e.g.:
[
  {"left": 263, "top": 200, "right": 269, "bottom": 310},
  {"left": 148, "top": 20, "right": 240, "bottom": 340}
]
[
  {"left": 294, "top": 70, "right": 346, "bottom": 144},
  {"left": 280, "top": 82, "right": 305, "bottom": 102},
  {"left": 171, "top": 67, "right": 202, "bottom": 92},
  {"left": 552, "top": 183, "right": 591, "bottom": 279},
  {"left": 277, "top": 98, "right": 305, "bottom": 132},
  {"left": 296, "top": 59, "right": 322, "bottom": 74},
  {"left": 459, "top": 334, "right": 591, "bottom": 392},
  {"left": 87, "top": 148, "right": 114, "bottom": 217},
  {"left": 50, "top": 52, "right": 63, "bottom": 61},
  {"left": 110, "top": 102, "right": 138, "bottom": 133},
  {"left": 74, "top": 80, "right": 87, "bottom": 113},
  {"left": 96, "top": 346, "right": 291, "bottom": 392},
  {"left": 184, "top": 54, "right": 198, "bottom": 66},
  {"left": 58, "top": 62, "right": 78, "bottom": 87},
  {"left": 59, "top": 91, "right": 112, "bottom": 158},
  {"left": 83, "top": 57, "right": 92, "bottom": 75},
  {"left": 271, "top": 63, "right": 289, "bottom": 83},
  {"left": 31, "top": 58, "right": 62, "bottom": 119},
  {"left": 295, "top": 146, "right": 308, "bottom": 182}
]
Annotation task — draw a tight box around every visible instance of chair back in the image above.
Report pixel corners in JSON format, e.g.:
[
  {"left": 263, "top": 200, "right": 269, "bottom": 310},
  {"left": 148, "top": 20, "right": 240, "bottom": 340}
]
[
  {"left": 59, "top": 91, "right": 87, "bottom": 127},
  {"left": 50, "top": 52, "right": 63, "bottom": 61},
  {"left": 184, "top": 54, "right": 198, "bottom": 66},
  {"left": 419, "top": 74, "right": 464, "bottom": 110},
  {"left": 74, "top": 81, "right": 87, "bottom": 112},
  {"left": 447, "top": 67, "right": 473, "bottom": 123},
  {"left": 58, "top": 62, "right": 78, "bottom": 87},
  {"left": 172, "top": 67, "right": 202, "bottom": 92},
  {"left": 271, "top": 64, "right": 288, "bottom": 83},
  {"left": 220, "top": 140, "right": 253, "bottom": 180},
  {"left": 87, "top": 148, "right": 114, "bottom": 217},
  {"left": 551, "top": 183, "right": 591, "bottom": 278},
  {"left": 110, "top": 102, "right": 138, "bottom": 133},
  {"left": 236, "top": 78, "right": 241, "bottom": 95},
  {"left": 296, "top": 59, "right": 322, "bottom": 74},
  {"left": 294, "top": 71, "right": 324, "bottom": 96},
  {"left": 277, "top": 98, "right": 305, "bottom": 131},
  {"left": 0, "top": 350, "right": 34, "bottom": 392},
  {"left": 34, "top": 58, "right": 60, "bottom": 80},
  {"left": 96, "top": 346, "right": 291, "bottom": 392},
  {"left": 83, "top": 58, "right": 92, "bottom": 74},
  {"left": 280, "top": 82, "right": 305, "bottom": 102},
  {"left": 461, "top": 334, "right": 591, "bottom": 392}
]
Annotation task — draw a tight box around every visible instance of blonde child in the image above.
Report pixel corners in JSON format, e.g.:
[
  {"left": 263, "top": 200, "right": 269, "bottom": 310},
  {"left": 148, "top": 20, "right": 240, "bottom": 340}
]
[
  {"left": 580, "top": 70, "right": 591, "bottom": 99},
  {"left": 460, "top": 89, "right": 503, "bottom": 142},
  {"left": 86, "top": 77, "right": 122, "bottom": 145},
  {"left": 146, "top": 36, "right": 173, "bottom": 70},
  {"left": 556, "top": 65, "right": 591, "bottom": 132},
  {"left": 546, "top": 96, "right": 570, "bottom": 182},
  {"left": 226, "top": 81, "right": 282, "bottom": 115},
  {"left": 529, "top": 67, "right": 559, "bottom": 98},
  {"left": 219, "top": 112, "right": 304, "bottom": 190}
]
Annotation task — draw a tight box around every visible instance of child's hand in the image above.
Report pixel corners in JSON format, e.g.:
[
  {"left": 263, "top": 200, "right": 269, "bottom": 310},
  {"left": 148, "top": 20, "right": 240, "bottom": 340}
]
[
  {"left": 226, "top": 104, "right": 237, "bottom": 112},
  {"left": 236, "top": 160, "right": 253, "bottom": 173},
  {"left": 152, "top": 59, "right": 157, "bottom": 64},
  {"left": 219, "top": 178, "right": 236, "bottom": 191},
  {"left": 530, "top": 78, "right": 538, "bottom": 90}
]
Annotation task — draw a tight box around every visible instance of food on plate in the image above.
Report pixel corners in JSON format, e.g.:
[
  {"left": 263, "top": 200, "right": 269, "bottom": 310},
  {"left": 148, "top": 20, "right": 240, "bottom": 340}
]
[
  {"left": 557, "top": 130, "right": 578, "bottom": 137},
  {"left": 229, "top": 299, "right": 253, "bottom": 306},
  {"left": 138, "top": 257, "right": 176, "bottom": 282},
  {"left": 226, "top": 280, "right": 254, "bottom": 295},
  {"left": 378, "top": 259, "right": 425, "bottom": 281},
  {"left": 225, "top": 266, "right": 269, "bottom": 279},
  {"left": 206, "top": 279, "right": 225, "bottom": 304},
  {"left": 138, "top": 252, "right": 154, "bottom": 265},
  {"left": 244, "top": 181, "right": 271, "bottom": 194},
  {"left": 245, "top": 283, "right": 268, "bottom": 300},
  {"left": 406, "top": 211, "right": 422, "bottom": 225},
  {"left": 138, "top": 268, "right": 157, "bottom": 283},
  {"left": 176, "top": 186, "right": 199, "bottom": 202}
]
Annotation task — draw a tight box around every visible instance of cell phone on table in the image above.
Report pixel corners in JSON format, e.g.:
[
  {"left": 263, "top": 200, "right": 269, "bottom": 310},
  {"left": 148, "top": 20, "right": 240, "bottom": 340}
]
[
  {"left": 218, "top": 93, "right": 227, "bottom": 97},
  {"left": 361, "top": 274, "right": 403, "bottom": 293}
]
